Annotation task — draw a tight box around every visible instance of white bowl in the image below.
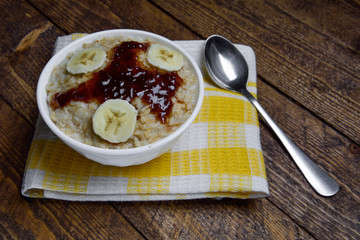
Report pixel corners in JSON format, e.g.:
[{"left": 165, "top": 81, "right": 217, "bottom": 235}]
[{"left": 37, "top": 29, "right": 204, "bottom": 167}]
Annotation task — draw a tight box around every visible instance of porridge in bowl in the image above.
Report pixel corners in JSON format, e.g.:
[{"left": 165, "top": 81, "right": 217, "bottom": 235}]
[{"left": 46, "top": 36, "right": 198, "bottom": 149}]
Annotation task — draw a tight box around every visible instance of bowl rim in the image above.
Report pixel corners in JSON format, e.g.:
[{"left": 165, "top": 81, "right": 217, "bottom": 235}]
[{"left": 37, "top": 29, "right": 204, "bottom": 156}]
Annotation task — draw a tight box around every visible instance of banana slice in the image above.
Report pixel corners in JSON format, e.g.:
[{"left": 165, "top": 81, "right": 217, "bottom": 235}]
[
  {"left": 67, "top": 48, "right": 106, "bottom": 74},
  {"left": 147, "top": 44, "right": 184, "bottom": 71},
  {"left": 92, "top": 99, "right": 138, "bottom": 143}
]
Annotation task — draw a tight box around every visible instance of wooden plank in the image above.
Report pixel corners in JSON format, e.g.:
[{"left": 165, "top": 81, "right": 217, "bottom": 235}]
[
  {"left": 270, "top": 0, "right": 360, "bottom": 52},
  {"left": 113, "top": 199, "right": 314, "bottom": 240},
  {"left": 0, "top": 97, "right": 145, "bottom": 239},
  {"left": 0, "top": 0, "right": 62, "bottom": 125},
  {"left": 151, "top": 0, "right": 360, "bottom": 144},
  {"left": 28, "top": 0, "right": 124, "bottom": 33},
  {"left": 29, "top": 0, "right": 201, "bottom": 40}
]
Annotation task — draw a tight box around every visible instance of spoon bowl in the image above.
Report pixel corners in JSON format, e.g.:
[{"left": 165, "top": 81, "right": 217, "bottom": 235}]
[
  {"left": 204, "top": 35, "right": 339, "bottom": 197},
  {"left": 204, "top": 36, "right": 248, "bottom": 90}
]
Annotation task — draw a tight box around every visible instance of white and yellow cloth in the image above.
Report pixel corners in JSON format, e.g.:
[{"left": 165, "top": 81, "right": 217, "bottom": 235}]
[{"left": 21, "top": 34, "right": 269, "bottom": 201}]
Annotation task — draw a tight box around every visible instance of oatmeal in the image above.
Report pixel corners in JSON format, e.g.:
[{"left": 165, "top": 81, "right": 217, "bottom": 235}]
[{"left": 46, "top": 37, "right": 198, "bottom": 149}]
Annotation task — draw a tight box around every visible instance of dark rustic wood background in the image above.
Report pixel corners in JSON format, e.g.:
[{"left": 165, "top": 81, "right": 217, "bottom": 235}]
[{"left": 1, "top": 0, "right": 359, "bottom": 239}]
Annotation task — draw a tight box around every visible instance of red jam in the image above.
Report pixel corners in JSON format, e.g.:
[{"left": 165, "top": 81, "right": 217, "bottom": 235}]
[{"left": 51, "top": 41, "right": 183, "bottom": 123}]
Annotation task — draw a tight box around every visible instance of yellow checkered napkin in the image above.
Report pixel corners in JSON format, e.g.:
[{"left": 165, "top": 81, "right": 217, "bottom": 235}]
[{"left": 21, "top": 34, "right": 269, "bottom": 201}]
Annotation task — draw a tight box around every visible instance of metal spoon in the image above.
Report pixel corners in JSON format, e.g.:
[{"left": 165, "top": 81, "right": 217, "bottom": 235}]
[{"left": 204, "top": 35, "right": 339, "bottom": 196}]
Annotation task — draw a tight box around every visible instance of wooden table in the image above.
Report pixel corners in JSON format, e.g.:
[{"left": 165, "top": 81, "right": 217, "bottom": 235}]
[{"left": 1, "top": 0, "right": 359, "bottom": 239}]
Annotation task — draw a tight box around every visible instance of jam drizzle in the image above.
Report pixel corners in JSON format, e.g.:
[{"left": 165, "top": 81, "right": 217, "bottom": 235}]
[{"left": 51, "top": 41, "right": 183, "bottom": 123}]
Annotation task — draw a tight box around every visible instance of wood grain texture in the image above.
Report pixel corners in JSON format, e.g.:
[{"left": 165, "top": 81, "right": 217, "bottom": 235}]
[
  {"left": 270, "top": 0, "right": 360, "bottom": 52},
  {"left": 152, "top": 0, "right": 360, "bottom": 144},
  {"left": 1, "top": 0, "right": 359, "bottom": 239},
  {"left": 0, "top": 0, "right": 61, "bottom": 125},
  {"left": 114, "top": 199, "right": 315, "bottom": 240},
  {"left": 29, "top": 0, "right": 201, "bottom": 40}
]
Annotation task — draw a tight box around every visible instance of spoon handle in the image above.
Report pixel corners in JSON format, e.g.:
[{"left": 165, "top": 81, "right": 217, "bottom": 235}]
[{"left": 240, "top": 89, "right": 339, "bottom": 196}]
